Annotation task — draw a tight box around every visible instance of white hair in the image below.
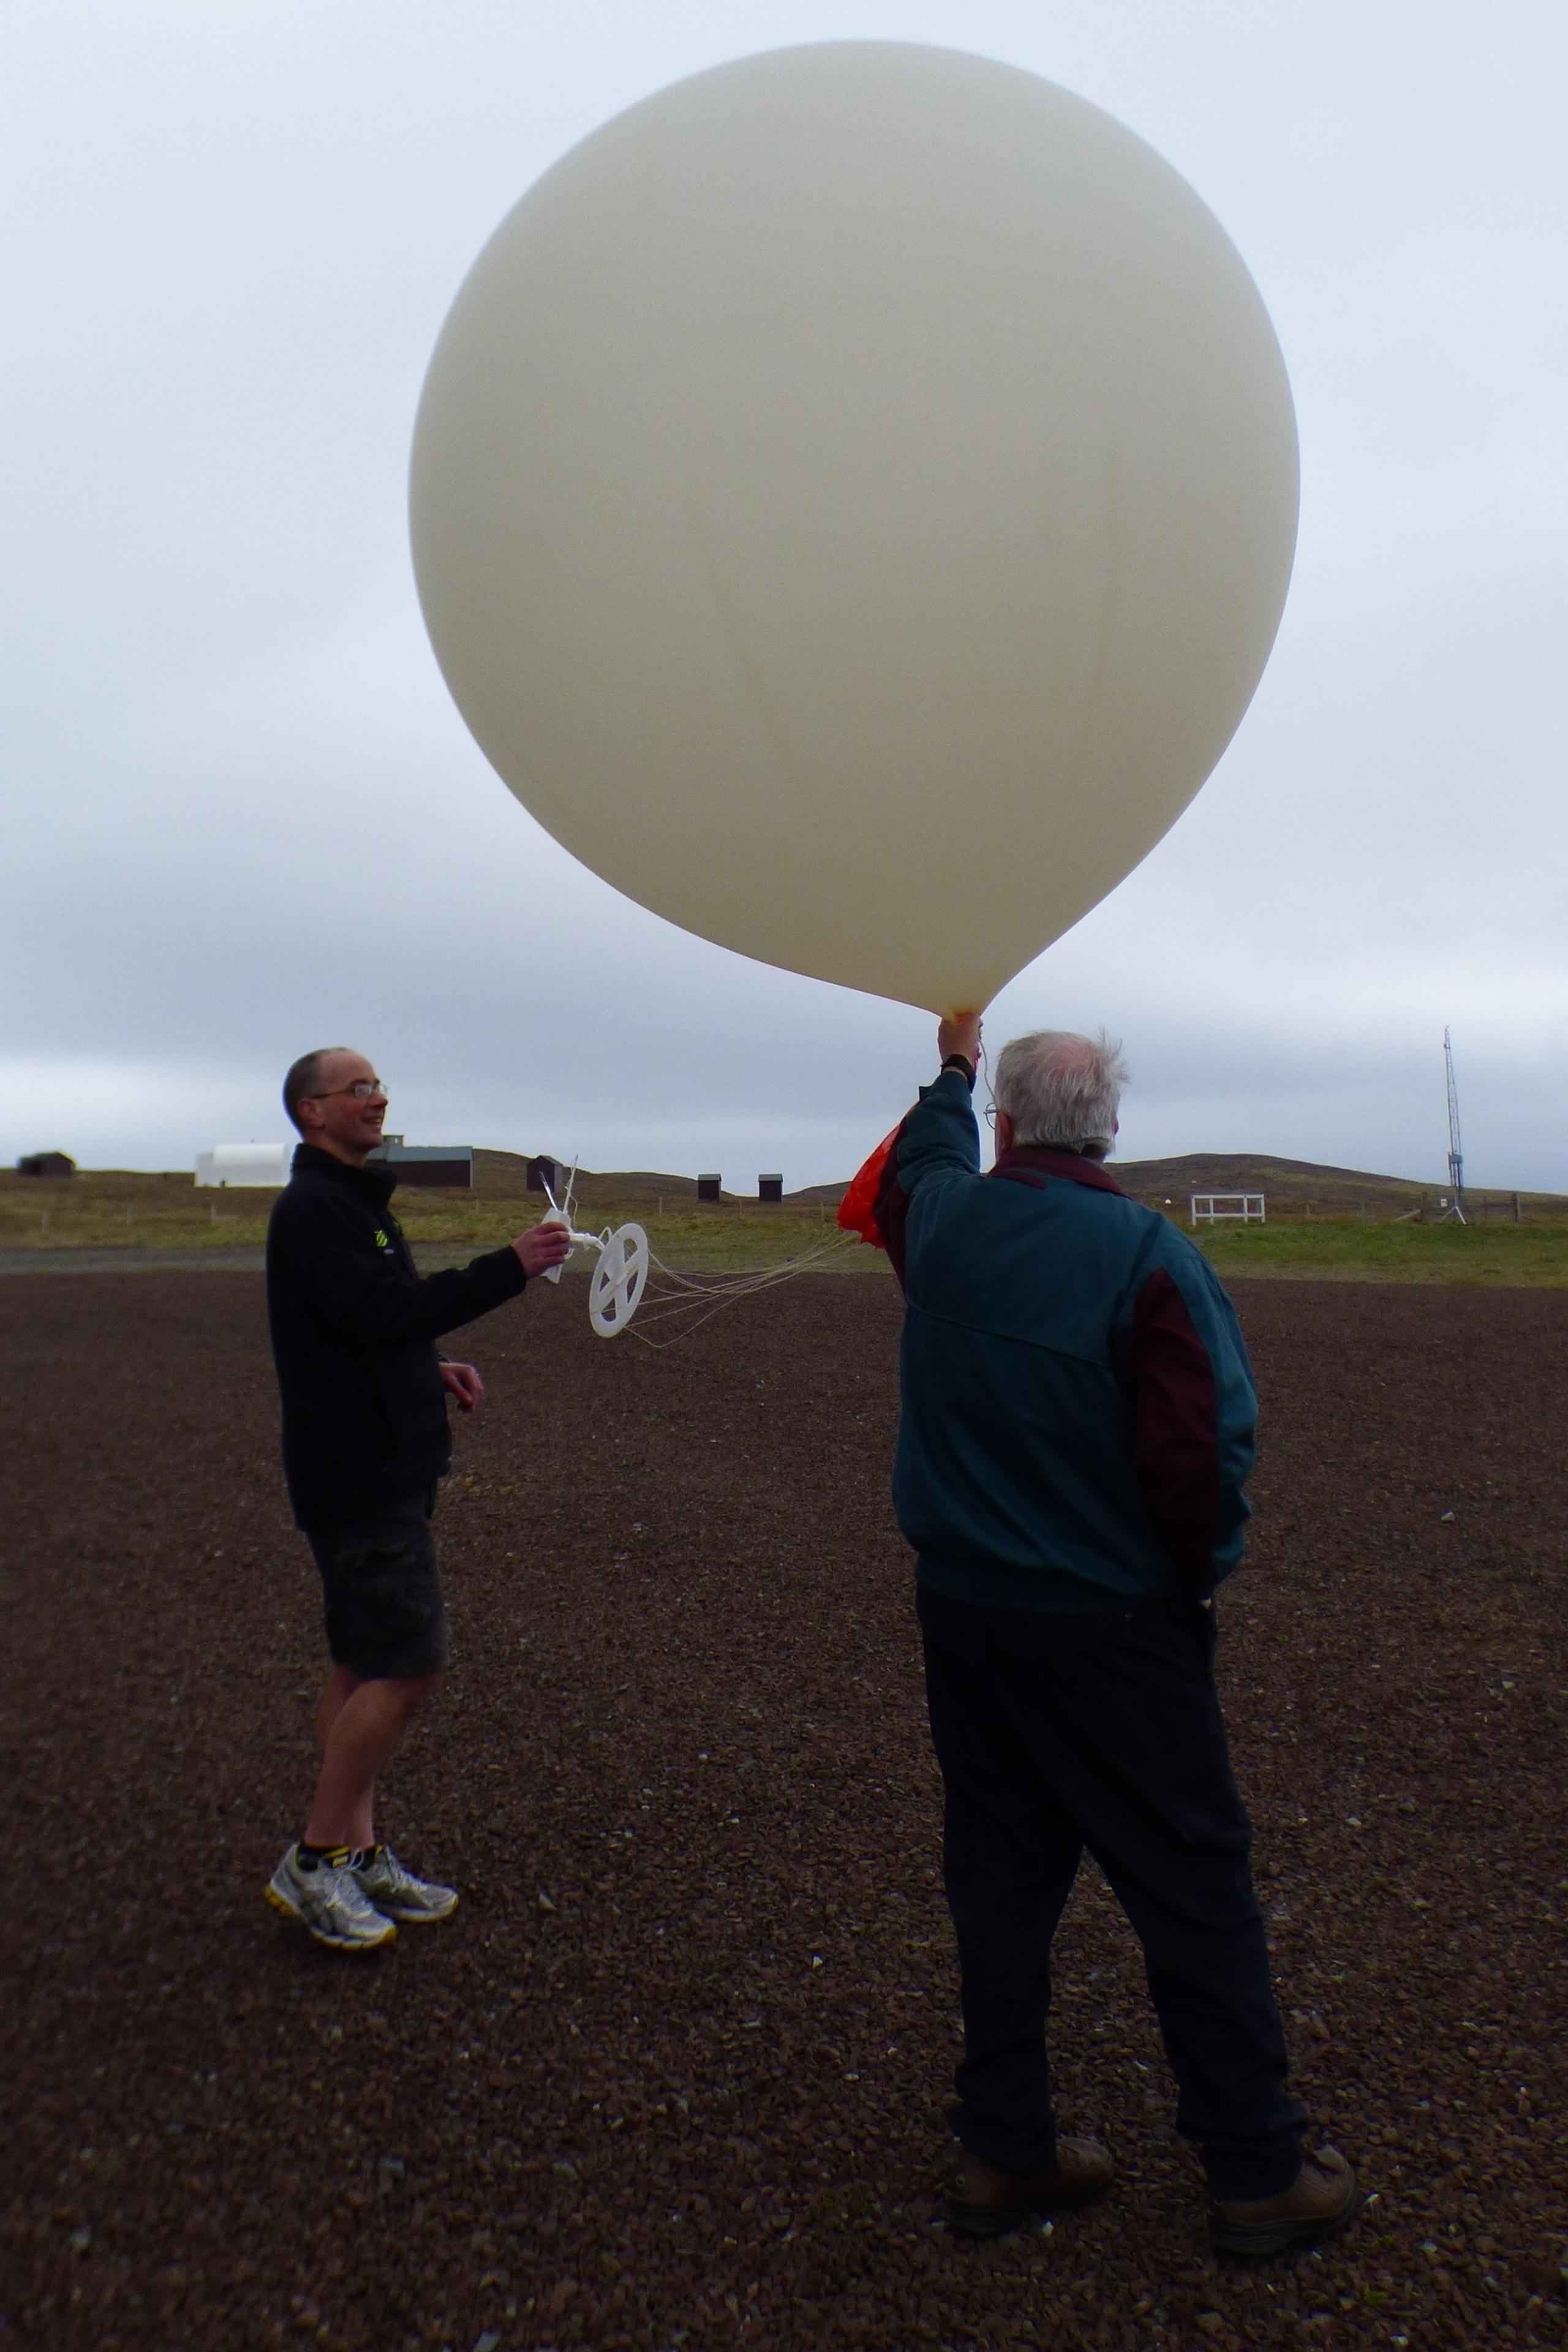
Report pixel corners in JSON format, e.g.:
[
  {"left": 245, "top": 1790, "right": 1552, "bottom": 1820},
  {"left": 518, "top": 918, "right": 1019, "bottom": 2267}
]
[{"left": 992, "top": 1029, "right": 1128, "bottom": 1156}]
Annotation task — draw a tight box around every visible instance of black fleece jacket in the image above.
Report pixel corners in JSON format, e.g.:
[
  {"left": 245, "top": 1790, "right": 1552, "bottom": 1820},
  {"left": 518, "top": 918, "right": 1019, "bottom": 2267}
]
[{"left": 265, "top": 1144, "right": 527, "bottom": 1531}]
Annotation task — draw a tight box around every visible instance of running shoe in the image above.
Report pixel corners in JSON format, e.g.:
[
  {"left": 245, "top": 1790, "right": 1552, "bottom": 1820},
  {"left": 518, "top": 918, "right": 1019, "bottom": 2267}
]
[
  {"left": 349, "top": 1845, "right": 459, "bottom": 1924},
  {"left": 265, "top": 1844, "right": 396, "bottom": 1951}
]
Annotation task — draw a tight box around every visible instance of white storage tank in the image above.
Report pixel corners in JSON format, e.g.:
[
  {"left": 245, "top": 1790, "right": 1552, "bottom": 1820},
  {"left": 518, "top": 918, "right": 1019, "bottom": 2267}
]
[{"left": 195, "top": 1144, "right": 293, "bottom": 1188}]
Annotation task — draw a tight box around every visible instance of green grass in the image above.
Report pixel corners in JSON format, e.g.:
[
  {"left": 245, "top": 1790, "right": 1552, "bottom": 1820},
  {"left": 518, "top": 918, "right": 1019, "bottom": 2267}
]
[
  {"left": 403, "top": 1196, "right": 881, "bottom": 1278},
  {"left": 1191, "top": 1216, "right": 1568, "bottom": 1286},
  {"left": 6, "top": 1173, "right": 1568, "bottom": 1284},
  {"left": 0, "top": 1173, "right": 880, "bottom": 1276}
]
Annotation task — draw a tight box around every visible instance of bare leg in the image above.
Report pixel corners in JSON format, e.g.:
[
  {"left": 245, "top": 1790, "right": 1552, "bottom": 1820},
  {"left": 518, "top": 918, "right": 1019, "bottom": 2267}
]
[
  {"left": 315, "top": 1663, "right": 360, "bottom": 1757},
  {"left": 303, "top": 1673, "right": 443, "bottom": 1850}
]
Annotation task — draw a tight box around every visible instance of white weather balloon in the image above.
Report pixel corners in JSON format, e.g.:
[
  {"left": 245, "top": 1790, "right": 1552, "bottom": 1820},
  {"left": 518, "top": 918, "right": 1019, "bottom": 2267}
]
[{"left": 410, "top": 43, "right": 1297, "bottom": 1015}]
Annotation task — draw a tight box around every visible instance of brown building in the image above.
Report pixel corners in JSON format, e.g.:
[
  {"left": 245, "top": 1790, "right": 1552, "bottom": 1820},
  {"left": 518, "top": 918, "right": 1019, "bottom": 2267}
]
[{"left": 367, "top": 1139, "right": 473, "bottom": 1191}]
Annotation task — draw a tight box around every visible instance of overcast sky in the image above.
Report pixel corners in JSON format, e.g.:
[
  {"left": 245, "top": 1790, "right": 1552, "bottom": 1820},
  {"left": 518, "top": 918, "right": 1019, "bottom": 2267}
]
[{"left": 4, "top": 2, "right": 1564, "bottom": 1189}]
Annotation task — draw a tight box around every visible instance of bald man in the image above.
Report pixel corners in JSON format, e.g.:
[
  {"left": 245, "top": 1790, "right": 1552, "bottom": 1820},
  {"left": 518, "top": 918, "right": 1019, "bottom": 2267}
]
[{"left": 262, "top": 1047, "right": 570, "bottom": 1952}]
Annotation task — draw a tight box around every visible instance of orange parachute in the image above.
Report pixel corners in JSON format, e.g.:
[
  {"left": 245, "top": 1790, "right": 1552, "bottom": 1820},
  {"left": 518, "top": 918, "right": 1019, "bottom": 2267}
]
[{"left": 836, "top": 1128, "right": 900, "bottom": 1251}]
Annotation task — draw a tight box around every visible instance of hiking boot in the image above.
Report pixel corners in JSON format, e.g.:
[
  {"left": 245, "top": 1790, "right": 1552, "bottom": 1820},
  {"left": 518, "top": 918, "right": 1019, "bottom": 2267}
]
[
  {"left": 1210, "top": 2145, "right": 1361, "bottom": 2256},
  {"left": 349, "top": 1845, "right": 459, "bottom": 1924},
  {"left": 945, "top": 2136, "right": 1115, "bottom": 2239},
  {"left": 265, "top": 1844, "right": 396, "bottom": 1952}
]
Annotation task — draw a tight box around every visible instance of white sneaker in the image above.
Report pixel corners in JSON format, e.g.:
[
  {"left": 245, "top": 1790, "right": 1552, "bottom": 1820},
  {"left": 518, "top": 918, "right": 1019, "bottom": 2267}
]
[
  {"left": 266, "top": 1844, "right": 396, "bottom": 1951},
  {"left": 349, "top": 1845, "right": 459, "bottom": 1924}
]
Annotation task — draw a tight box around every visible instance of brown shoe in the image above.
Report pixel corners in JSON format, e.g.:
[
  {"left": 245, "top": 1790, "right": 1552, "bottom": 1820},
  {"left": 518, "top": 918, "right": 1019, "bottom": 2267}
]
[
  {"left": 944, "top": 2136, "right": 1115, "bottom": 2239},
  {"left": 1210, "top": 2145, "right": 1361, "bottom": 2256}
]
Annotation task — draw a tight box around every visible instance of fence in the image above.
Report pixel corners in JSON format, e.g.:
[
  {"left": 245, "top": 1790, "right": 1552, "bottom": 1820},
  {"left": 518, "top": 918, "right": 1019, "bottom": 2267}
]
[{"left": 1190, "top": 1194, "right": 1265, "bottom": 1226}]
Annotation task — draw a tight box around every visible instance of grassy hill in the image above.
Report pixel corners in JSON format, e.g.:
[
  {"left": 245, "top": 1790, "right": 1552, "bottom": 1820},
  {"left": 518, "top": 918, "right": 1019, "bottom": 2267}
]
[
  {"left": 1112, "top": 1151, "right": 1562, "bottom": 1224},
  {"left": 4, "top": 1148, "right": 1566, "bottom": 1283},
  {"left": 474, "top": 1150, "right": 849, "bottom": 1211}
]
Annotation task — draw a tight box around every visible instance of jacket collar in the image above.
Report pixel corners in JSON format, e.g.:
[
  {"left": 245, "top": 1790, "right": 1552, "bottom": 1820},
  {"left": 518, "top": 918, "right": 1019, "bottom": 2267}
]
[
  {"left": 291, "top": 1142, "right": 397, "bottom": 1203},
  {"left": 991, "top": 1144, "right": 1126, "bottom": 1197}
]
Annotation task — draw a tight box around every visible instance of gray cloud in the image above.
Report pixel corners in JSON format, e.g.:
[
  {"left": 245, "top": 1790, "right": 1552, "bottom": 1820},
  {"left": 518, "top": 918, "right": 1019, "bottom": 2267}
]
[{"left": 4, "top": 2, "right": 1564, "bottom": 1190}]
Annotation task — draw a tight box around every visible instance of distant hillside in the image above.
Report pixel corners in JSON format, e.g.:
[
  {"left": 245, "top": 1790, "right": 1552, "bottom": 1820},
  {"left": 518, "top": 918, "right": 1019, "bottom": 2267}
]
[
  {"left": 775, "top": 1155, "right": 1568, "bottom": 1219},
  {"left": 18, "top": 1145, "right": 1559, "bottom": 1227},
  {"left": 1113, "top": 1152, "right": 1564, "bottom": 1219},
  {"left": 473, "top": 1149, "right": 703, "bottom": 1201},
  {"left": 470, "top": 1147, "right": 1566, "bottom": 1223},
  {"left": 475, "top": 1149, "right": 858, "bottom": 1208},
  {"left": 1115, "top": 1152, "right": 1429, "bottom": 1212}
]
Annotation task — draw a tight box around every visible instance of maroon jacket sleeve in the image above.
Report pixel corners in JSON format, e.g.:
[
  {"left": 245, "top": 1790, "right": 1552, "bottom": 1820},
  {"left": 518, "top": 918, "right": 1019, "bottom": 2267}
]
[{"left": 1129, "top": 1267, "right": 1222, "bottom": 1593}]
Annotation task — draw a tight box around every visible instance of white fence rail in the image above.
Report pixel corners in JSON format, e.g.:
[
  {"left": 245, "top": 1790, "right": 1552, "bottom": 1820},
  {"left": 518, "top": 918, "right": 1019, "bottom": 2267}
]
[{"left": 1189, "top": 1193, "right": 1265, "bottom": 1226}]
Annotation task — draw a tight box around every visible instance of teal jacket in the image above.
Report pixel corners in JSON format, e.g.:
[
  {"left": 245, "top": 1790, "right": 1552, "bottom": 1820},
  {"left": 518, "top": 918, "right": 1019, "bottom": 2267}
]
[{"left": 875, "top": 1065, "right": 1257, "bottom": 1612}]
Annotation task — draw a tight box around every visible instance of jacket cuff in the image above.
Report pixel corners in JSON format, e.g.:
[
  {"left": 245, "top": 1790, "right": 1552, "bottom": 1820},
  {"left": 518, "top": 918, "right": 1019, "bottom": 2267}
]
[{"left": 477, "top": 1242, "right": 529, "bottom": 1298}]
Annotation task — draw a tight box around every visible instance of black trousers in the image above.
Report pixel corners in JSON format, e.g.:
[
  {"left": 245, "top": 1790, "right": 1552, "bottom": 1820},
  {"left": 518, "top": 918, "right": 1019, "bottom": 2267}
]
[{"left": 917, "top": 1584, "right": 1305, "bottom": 2201}]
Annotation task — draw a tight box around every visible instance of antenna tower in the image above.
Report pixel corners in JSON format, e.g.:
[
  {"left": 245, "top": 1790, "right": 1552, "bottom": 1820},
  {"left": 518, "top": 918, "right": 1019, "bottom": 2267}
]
[{"left": 1440, "top": 1027, "right": 1466, "bottom": 1224}]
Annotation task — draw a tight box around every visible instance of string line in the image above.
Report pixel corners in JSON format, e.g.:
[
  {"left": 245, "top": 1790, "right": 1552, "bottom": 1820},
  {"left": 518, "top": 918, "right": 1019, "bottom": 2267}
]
[{"left": 623, "top": 1229, "right": 862, "bottom": 1348}]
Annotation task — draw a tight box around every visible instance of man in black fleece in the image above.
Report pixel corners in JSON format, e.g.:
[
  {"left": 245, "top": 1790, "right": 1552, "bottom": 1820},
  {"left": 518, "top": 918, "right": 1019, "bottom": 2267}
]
[{"left": 263, "top": 1046, "right": 570, "bottom": 1951}]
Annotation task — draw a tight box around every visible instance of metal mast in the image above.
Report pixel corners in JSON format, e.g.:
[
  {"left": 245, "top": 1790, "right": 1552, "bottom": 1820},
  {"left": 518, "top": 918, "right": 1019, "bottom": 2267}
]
[{"left": 1442, "top": 1027, "right": 1466, "bottom": 1224}]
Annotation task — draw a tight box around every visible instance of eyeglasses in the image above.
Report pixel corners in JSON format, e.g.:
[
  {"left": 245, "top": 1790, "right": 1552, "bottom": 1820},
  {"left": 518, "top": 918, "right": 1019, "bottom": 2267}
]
[
  {"left": 306, "top": 1079, "right": 387, "bottom": 1102},
  {"left": 983, "top": 1102, "right": 999, "bottom": 1128}
]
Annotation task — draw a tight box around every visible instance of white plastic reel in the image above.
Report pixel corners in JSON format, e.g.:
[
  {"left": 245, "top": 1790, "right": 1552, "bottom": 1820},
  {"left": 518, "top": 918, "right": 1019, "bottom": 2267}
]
[
  {"left": 537, "top": 1163, "right": 593, "bottom": 1284},
  {"left": 589, "top": 1223, "right": 650, "bottom": 1337},
  {"left": 537, "top": 1216, "right": 603, "bottom": 1285}
]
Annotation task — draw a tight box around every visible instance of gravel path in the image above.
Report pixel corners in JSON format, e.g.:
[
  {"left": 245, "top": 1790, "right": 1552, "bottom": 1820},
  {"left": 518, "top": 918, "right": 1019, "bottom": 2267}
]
[{"left": 1, "top": 1272, "right": 1564, "bottom": 2351}]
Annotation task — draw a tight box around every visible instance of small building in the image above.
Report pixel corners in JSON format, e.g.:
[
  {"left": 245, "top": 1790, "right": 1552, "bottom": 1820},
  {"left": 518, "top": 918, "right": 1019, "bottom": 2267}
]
[
  {"left": 696, "top": 1173, "right": 722, "bottom": 1205},
  {"left": 195, "top": 1144, "right": 292, "bottom": 1188},
  {"left": 527, "top": 1155, "right": 562, "bottom": 1195},
  {"left": 368, "top": 1141, "right": 474, "bottom": 1190},
  {"left": 758, "top": 1173, "right": 783, "bottom": 1205},
  {"left": 17, "top": 1150, "right": 75, "bottom": 1178}
]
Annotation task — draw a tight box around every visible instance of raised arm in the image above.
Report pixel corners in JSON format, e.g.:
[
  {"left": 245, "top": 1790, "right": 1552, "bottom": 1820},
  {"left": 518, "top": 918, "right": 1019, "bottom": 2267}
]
[{"left": 873, "top": 1014, "right": 986, "bottom": 1284}]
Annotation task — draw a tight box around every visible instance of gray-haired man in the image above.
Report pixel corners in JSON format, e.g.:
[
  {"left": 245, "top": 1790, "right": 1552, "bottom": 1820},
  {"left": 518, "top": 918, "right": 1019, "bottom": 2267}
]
[{"left": 874, "top": 1018, "right": 1359, "bottom": 2255}]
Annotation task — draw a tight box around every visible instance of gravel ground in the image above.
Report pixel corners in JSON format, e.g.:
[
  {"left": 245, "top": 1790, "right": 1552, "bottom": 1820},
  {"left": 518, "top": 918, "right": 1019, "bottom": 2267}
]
[{"left": 1, "top": 1271, "right": 1564, "bottom": 2352}]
